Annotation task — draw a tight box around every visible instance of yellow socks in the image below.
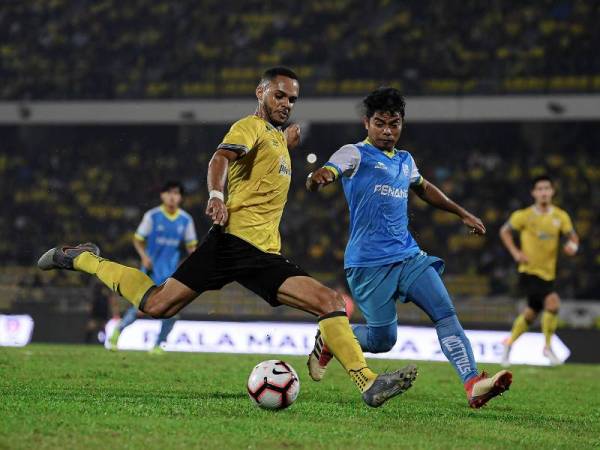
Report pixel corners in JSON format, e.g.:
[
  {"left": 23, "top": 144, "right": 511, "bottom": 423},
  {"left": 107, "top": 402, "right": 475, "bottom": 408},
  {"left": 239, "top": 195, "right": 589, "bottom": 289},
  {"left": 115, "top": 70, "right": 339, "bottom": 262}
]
[
  {"left": 318, "top": 312, "right": 377, "bottom": 393},
  {"left": 542, "top": 311, "right": 558, "bottom": 347},
  {"left": 508, "top": 314, "right": 530, "bottom": 345},
  {"left": 74, "top": 252, "right": 155, "bottom": 309}
]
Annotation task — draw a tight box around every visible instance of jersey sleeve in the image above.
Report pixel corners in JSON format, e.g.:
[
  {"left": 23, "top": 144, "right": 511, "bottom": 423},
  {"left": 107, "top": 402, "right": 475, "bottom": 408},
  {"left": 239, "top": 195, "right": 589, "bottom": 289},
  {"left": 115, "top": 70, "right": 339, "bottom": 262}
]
[
  {"left": 508, "top": 210, "right": 526, "bottom": 231},
  {"left": 407, "top": 153, "right": 423, "bottom": 186},
  {"left": 217, "top": 117, "right": 260, "bottom": 157},
  {"left": 184, "top": 218, "right": 198, "bottom": 247},
  {"left": 324, "top": 144, "right": 361, "bottom": 178},
  {"left": 135, "top": 211, "right": 153, "bottom": 241},
  {"left": 560, "top": 210, "right": 575, "bottom": 235}
]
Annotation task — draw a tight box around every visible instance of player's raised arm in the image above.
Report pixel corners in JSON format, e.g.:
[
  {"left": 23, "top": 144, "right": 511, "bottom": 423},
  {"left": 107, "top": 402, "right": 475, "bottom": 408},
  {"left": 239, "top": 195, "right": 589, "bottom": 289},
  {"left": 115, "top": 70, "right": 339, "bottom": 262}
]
[
  {"left": 411, "top": 178, "right": 486, "bottom": 235},
  {"left": 306, "top": 144, "right": 361, "bottom": 192}
]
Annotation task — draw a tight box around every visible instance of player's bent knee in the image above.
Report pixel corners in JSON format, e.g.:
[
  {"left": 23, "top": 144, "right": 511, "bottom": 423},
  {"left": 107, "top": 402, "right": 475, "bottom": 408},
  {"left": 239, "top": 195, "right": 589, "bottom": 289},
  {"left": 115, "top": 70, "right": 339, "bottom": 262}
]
[{"left": 368, "top": 325, "right": 397, "bottom": 353}]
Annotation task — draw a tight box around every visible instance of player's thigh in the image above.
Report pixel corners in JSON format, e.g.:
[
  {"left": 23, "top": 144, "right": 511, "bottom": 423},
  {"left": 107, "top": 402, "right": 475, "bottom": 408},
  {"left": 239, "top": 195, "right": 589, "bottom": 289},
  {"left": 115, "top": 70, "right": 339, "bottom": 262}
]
[
  {"left": 544, "top": 292, "right": 560, "bottom": 312},
  {"left": 143, "top": 277, "right": 197, "bottom": 318},
  {"left": 346, "top": 266, "right": 398, "bottom": 327},
  {"left": 522, "top": 306, "right": 538, "bottom": 322},
  {"left": 277, "top": 276, "right": 344, "bottom": 316},
  {"left": 406, "top": 266, "right": 455, "bottom": 322}
]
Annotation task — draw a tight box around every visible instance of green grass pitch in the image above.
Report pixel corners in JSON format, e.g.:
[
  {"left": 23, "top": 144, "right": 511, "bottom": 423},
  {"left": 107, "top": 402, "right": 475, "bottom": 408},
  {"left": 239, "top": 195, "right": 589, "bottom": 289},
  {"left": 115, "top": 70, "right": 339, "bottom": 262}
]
[{"left": 1, "top": 344, "right": 599, "bottom": 449}]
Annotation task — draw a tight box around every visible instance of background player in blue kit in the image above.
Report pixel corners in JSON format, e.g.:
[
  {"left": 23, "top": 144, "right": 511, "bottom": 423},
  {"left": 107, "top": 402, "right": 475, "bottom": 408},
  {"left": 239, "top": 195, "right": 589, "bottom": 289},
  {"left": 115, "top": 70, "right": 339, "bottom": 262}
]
[
  {"left": 306, "top": 87, "right": 512, "bottom": 408},
  {"left": 108, "top": 181, "right": 197, "bottom": 353}
]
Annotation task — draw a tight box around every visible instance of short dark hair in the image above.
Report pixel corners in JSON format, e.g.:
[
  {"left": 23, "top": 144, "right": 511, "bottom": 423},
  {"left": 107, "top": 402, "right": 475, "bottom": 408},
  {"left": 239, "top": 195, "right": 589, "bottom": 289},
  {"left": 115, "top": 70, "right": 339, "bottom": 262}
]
[
  {"left": 161, "top": 180, "right": 184, "bottom": 195},
  {"left": 261, "top": 66, "right": 299, "bottom": 84},
  {"left": 363, "top": 87, "right": 406, "bottom": 119},
  {"left": 532, "top": 175, "right": 553, "bottom": 188}
]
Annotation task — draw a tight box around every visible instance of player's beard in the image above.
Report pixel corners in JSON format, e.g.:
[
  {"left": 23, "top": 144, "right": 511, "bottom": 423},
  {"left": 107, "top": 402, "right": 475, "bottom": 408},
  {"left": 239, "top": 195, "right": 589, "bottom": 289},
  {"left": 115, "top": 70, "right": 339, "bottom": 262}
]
[{"left": 265, "top": 103, "right": 286, "bottom": 127}]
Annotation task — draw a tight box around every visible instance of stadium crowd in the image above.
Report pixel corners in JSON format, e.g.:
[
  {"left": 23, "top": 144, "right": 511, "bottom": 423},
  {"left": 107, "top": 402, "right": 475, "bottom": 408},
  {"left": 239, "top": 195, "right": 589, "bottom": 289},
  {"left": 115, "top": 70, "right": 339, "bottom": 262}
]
[
  {"left": 1, "top": 0, "right": 599, "bottom": 98},
  {"left": 1, "top": 122, "right": 598, "bottom": 299}
]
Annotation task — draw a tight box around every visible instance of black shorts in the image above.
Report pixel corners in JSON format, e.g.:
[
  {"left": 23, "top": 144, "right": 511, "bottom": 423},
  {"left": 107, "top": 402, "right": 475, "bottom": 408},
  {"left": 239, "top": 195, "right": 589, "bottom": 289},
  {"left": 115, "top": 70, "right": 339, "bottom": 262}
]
[
  {"left": 172, "top": 226, "right": 309, "bottom": 306},
  {"left": 519, "top": 273, "right": 555, "bottom": 312}
]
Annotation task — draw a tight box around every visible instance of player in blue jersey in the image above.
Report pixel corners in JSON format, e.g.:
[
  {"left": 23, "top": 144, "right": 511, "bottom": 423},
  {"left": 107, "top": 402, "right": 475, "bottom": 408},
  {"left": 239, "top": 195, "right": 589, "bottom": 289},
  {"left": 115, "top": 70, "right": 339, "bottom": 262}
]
[
  {"left": 108, "top": 181, "right": 198, "bottom": 353},
  {"left": 306, "top": 87, "right": 512, "bottom": 408}
]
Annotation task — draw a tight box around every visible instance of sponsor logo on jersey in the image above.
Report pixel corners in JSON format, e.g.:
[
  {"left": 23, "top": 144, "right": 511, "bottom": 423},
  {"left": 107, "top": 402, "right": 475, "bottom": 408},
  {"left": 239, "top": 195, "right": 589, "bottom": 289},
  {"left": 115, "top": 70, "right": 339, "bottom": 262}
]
[
  {"left": 278, "top": 155, "right": 291, "bottom": 176},
  {"left": 155, "top": 237, "right": 181, "bottom": 247},
  {"left": 374, "top": 184, "right": 408, "bottom": 198},
  {"left": 374, "top": 162, "right": 387, "bottom": 170}
]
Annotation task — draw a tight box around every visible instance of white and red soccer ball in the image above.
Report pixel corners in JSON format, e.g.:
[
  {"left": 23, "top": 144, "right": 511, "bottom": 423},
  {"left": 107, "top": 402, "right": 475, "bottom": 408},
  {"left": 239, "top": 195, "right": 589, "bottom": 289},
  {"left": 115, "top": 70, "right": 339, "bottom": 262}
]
[{"left": 247, "top": 360, "right": 300, "bottom": 410}]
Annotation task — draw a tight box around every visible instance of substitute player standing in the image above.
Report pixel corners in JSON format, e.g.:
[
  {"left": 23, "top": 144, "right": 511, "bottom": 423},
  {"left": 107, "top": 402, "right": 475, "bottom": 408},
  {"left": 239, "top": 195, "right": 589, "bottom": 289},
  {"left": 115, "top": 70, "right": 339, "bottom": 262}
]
[
  {"left": 108, "top": 181, "right": 198, "bottom": 353},
  {"left": 499, "top": 175, "right": 579, "bottom": 366},
  {"left": 306, "top": 87, "right": 512, "bottom": 408},
  {"left": 38, "top": 67, "right": 417, "bottom": 408}
]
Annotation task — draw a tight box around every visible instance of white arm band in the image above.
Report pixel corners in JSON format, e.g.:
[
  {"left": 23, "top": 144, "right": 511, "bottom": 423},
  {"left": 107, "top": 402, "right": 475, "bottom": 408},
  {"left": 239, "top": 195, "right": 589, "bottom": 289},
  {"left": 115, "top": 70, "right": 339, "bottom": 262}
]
[{"left": 209, "top": 190, "right": 224, "bottom": 201}]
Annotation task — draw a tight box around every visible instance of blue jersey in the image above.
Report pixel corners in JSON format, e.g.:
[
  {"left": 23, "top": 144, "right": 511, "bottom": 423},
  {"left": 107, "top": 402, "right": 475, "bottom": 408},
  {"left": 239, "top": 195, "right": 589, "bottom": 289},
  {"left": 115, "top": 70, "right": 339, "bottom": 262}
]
[
  {"left": 134, "top": 206, "right": 198, "bottom": 284},
  {"left": 324, "top": 140, "right": 423, "bottom": 268}
]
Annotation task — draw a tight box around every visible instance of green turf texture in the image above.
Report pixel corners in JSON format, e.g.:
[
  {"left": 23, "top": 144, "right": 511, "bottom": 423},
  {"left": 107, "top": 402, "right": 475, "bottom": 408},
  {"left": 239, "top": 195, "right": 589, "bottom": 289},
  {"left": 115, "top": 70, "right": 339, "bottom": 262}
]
[{"left": 1, "top": 344, "right": 599, "bottom": 450}]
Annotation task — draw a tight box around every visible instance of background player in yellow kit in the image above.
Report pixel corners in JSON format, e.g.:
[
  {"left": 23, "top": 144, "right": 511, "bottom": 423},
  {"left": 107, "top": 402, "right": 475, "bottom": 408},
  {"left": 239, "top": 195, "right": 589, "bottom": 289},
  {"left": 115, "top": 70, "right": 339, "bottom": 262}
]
[{"left": 499, "top": 175, "right": 579, "bottom": 365}]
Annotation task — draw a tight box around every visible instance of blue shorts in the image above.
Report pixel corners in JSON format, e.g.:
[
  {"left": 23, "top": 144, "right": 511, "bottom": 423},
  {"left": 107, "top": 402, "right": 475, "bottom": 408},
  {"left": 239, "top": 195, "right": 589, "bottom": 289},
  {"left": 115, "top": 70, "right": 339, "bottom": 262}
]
[{"left": 346, "top": 251, "right": 445, "bottom": 327}]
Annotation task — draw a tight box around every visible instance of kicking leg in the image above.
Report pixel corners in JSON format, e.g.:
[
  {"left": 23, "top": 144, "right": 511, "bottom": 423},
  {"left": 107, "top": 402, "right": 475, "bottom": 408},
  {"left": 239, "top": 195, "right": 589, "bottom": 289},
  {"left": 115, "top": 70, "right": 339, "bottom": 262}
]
[
  {"left": 38, "top": 243, "right": 197, "bottom": 317},
  {"left": 278, "top": 276, "right": 416, "bottom": 407},
  {"left": 407, "top": 266, "right": 511, "bottom": 408}
]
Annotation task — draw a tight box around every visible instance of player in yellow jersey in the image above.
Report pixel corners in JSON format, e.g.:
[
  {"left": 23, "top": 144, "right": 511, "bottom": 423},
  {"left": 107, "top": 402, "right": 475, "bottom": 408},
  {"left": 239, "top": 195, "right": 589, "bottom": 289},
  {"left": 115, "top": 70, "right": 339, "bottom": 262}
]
[
  {"left": 37, "top": 67, "right": 417, "bottom": 407},
  {"left": 499, "top": 175, "right": 579, "bottom": 366}
]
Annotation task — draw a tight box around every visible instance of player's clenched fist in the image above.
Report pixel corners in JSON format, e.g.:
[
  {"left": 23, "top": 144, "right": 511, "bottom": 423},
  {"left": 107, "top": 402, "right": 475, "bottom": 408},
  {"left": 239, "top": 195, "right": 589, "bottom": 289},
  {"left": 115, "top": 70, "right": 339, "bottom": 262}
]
[
  {"left": 306, "top": 168, "right": 335, "bottom": 192},
  {"left": 284, "top": 123, "right": 301, "bottom": 150},
  {"left": 206, "top": 197, "right": 228, "bottom": 226}
]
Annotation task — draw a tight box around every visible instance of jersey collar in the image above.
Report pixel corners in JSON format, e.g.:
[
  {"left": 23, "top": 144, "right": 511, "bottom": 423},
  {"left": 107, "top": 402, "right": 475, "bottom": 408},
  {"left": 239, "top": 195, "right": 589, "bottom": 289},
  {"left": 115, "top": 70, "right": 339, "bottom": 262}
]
[
  {"left": 160, "top": 205, "right": 181, "bottom": 221},
  {"left": 533, "top": 205, "right": 554, "bottom": 215},
  {"left": 364, "top": 138, "right": 397, "bottom": 159}
]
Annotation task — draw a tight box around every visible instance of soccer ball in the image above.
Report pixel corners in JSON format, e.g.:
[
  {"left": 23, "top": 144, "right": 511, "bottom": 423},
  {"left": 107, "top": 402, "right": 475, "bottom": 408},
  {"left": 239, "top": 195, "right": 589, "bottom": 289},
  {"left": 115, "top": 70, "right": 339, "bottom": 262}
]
[{"left": 247, "top": 360, "right": 300, "bottom": 410}]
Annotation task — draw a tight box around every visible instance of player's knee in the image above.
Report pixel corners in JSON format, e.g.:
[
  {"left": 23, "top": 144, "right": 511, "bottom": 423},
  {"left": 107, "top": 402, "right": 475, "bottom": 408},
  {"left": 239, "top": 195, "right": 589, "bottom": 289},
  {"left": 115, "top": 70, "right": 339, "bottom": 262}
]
[
  {"left": 315, "top": 288, "right": 345, "bottom": 316},
  {"left": 368, "top": 325, "right": 397, "bottom": 353}
]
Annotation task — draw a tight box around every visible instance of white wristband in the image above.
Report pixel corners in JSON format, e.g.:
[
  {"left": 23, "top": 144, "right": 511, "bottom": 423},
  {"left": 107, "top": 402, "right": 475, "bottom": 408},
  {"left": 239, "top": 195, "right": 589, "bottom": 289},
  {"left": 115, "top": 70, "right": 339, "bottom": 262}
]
[
  {"left": 566, "top": 241, "right": 579, "bottom": 253},
  {"left": 209, "top": 190, "right": 224, "bottom": 201}
]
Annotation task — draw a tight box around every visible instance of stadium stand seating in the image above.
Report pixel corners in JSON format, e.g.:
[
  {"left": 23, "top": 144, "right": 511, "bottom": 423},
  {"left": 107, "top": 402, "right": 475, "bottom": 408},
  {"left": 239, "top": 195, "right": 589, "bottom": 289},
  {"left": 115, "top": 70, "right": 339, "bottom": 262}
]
[{"left": 1, "top": 0, "right": 599, "bottom": 98}]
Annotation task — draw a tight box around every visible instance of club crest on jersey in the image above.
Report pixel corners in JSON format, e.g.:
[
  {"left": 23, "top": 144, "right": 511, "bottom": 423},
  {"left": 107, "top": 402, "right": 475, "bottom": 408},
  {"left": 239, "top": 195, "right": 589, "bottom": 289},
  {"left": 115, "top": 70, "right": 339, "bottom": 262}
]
[
  {"left": 374, "top": 161, "right": 387, "bottom": 170},
  {"left": 402, "top": 163, "right": 409, "bottom": 177},
  {"left": 279, "top": 156, "right": 291, "bottom": 176},
  {"left": 374, "top": 184, "right": 408, "bottom": 198}
]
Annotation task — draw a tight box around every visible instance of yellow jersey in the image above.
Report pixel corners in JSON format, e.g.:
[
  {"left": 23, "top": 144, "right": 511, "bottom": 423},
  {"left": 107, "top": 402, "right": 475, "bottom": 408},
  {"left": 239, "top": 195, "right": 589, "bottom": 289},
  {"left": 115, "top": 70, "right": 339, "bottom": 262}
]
[
  {"left": 217, "top": 115, "right": 291, "bottom": 254},
  {"left": 508, "top": 205, "right": 574, "bottom": 281}
]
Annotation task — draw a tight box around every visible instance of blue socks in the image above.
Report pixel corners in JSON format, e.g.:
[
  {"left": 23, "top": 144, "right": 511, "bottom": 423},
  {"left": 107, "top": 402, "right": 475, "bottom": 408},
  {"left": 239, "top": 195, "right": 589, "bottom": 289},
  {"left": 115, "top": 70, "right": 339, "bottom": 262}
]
[
  {"left": 118, "top": 306, "right": 139, "bottom": 331},
  {"left": 155, "top": 317, "right": 176, "bottom": 347},
  {"left": 434, "top": 315, "right": 478, "bottom": 383}
]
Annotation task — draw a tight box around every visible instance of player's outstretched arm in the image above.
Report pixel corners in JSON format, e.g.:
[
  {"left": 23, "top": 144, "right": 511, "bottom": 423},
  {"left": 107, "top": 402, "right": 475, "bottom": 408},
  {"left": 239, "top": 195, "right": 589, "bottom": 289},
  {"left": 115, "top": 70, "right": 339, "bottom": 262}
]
[
  {"left": 411, "top": 178, "right": 486, "bottom": 235},
  {"left": 306, "top": 168, "right": 336, "bottom": 192},
  {"left": 206, "top": 149, "right": 239, "bottom": 225}
]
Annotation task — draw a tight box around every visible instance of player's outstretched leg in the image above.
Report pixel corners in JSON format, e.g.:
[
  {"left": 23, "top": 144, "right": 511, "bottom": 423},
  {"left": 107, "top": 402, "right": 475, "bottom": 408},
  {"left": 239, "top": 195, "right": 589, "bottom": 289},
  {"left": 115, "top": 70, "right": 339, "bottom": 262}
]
[
  {"left": 38, "top": 243, "right": 197, "bottom": 319},
  {"left": 279, "top": 276, "right": 417, "bottom": 407},
  {"left": 408, "top": 266, "right": 512, "bottom": 408}
]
